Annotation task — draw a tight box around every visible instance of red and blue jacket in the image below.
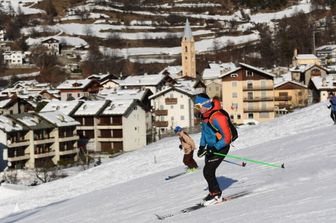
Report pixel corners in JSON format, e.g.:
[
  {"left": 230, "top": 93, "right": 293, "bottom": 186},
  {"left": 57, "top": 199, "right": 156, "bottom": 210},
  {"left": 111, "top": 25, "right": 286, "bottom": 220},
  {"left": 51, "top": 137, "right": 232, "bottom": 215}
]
[{"left": 199, "top": 98, "right": 232, "bottom": 150}]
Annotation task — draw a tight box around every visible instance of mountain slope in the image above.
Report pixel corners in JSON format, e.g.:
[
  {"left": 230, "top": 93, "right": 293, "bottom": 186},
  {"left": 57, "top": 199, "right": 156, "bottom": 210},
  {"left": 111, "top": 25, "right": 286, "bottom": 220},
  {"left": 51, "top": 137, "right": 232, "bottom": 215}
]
[{"left": 0, "top": 102, "right": 336, "bottom": 222}]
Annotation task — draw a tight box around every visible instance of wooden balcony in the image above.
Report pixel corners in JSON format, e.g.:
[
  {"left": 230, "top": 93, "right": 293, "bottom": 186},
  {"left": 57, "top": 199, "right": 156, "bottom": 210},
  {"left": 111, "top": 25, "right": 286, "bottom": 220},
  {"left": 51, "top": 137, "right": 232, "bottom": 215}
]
[
  {"left": 243, "top": 86, "right": 274, "bottom": 91},
  {"left": 243, "top": 97, "right": 274, "bottom": 102},
  {"left": 154, "top": 121, "right": 168, "bottom": 127},
  {"left": 165, "top": 98, "right": 177, "bottom": 105},
  {"left": 274, "top": 96, "right": 292, "bottom": 101},
  {"left": 155, "top": 110, "right": 168, "bottom": 116},
  {"left": 243, "top": 107, "right": 274, "bottom": 112}
]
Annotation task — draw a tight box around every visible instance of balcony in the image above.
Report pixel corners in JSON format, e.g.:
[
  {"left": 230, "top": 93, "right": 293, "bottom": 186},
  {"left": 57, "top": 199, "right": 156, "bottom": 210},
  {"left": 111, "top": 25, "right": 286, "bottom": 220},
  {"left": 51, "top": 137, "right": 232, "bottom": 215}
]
[
  {"left": 243, "top": 86, "right": 273, "bottom": 91},
  {"left": 34, "top": 151, "right": 56, "bottom": 158},
  {"left": 155, "top": 110, "right": 168, "bottom": 116},
  {"left": 154, "top": 121, "right": 169, "bottom": 127},
  {"left": 59, "top": 148, "right": 78, "bottom": 156},
  {"left": 244, "top": 107, "right": 274, "bottom": 112},
  {"left": 97, "top": 137, "right": 123, "bottom": 142},
  {"left": 7, "top": 140, "right": 30, "bottom": 148},
  {"left": 34, "top": 137, "right": 55, "bottom": 145},
  {"left": 165, "top": 98, "right": 177, "bottom": 105},
  {"left": 7, "top": 154, "right": 30, "bottom": 162},
  {"left": 243, "top": 97, "right": 274, "bottom": 102},
  {"left": 59, "top": 135, "right": 79, "bottom": 142},
  {"left": 274, "top": 96, "right": 292, "bottom": 101}
]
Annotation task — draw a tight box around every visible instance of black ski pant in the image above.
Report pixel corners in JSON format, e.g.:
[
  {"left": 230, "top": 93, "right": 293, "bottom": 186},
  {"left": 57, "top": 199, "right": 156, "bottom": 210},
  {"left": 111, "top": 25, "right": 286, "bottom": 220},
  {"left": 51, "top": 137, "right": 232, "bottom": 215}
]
[
  {"left": 203, "top": 145, "right": 230, "bottom": 194},
  {"left": 331, "top": 111, "right": 336, "bottom": 123}
]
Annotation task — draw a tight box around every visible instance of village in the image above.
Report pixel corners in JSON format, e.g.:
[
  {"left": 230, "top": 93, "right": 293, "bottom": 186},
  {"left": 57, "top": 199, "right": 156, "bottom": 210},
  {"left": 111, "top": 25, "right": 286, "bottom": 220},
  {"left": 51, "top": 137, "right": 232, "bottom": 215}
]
[{"left": 0, "top": 17, "right": 335, "bottom": 175}]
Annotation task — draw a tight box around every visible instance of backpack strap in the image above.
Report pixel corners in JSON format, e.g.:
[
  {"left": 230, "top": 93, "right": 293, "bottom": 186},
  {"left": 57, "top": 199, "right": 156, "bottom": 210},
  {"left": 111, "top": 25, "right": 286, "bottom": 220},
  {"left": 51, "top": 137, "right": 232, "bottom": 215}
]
[{"left": 208, "top": 111, "right": 223, "bottom": 141}]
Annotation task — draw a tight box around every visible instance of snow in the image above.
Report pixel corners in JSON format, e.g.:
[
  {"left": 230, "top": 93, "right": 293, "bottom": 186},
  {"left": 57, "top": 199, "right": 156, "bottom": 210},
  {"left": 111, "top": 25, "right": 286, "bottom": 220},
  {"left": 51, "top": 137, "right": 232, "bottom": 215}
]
[
  {"left": 0, "top": 102, "right": 336, "bottom": 222},
  {"left": 0, "top": 0, "right": 45, "bottom": 15}
]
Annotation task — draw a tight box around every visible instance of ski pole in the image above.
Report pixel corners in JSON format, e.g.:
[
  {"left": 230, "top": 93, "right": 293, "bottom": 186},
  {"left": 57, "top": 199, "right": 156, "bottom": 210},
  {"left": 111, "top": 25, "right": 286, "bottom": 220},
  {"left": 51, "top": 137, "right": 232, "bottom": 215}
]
[
  {"left": 223, "top": 159, "right": 246, "bottom": 167},
  {"left": 213, "top": 152, "right": 285, "bottom": 169}
]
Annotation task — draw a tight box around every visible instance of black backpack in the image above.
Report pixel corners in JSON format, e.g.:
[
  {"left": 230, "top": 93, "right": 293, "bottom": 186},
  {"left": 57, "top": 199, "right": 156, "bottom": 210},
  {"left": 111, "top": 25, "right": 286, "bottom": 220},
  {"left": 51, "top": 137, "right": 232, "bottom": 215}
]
[{"left": 208, "top": 109, "right": 238, "bottom": 143}]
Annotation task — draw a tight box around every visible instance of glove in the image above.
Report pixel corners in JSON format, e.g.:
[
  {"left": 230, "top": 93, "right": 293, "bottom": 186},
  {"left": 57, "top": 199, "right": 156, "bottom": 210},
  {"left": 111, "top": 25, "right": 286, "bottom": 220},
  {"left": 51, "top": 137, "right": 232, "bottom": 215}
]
[
  {"left": 179, "top": 145, "right": 182, "bottom": 150},
  {"left": 206, "top": 146, "right": 216, "bottom": 157},
  {"left": 328, "top": 105, "right": 331, "bottom": 109},
  {"left": 197, "top": 146, "right": 206, "bottom": 158}
]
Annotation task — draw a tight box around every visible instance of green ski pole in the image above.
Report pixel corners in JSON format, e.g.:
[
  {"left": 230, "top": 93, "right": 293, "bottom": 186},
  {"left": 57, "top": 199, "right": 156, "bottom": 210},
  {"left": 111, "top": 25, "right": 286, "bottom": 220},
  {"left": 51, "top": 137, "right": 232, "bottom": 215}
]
[{"left": 213, "top": 152, "right": 285, "bottom": 169}]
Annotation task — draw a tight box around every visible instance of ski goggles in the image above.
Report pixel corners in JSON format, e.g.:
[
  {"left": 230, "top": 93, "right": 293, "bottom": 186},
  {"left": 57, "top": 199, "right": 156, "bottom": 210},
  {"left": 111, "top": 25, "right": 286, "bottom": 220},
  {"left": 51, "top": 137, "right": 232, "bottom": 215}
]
[{"left": 194, "top": 99, "right": 212, "bottom": 110}]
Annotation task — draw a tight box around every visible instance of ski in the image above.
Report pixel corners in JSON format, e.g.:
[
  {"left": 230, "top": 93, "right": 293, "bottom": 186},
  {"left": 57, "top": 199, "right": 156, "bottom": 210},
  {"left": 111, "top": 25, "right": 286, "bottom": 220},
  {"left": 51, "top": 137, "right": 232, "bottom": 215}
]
[
  {"left": 165, "top": 172, "right": 186, "bottom": 180},
  {"left": 155, "top": 191, "right": 250, "bottom": 220}
]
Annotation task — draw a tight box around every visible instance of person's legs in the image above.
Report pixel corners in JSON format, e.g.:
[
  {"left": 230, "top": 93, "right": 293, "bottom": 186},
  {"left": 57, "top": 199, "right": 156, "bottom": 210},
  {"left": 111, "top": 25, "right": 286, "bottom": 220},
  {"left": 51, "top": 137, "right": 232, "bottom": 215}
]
[
  {"left": 183, "top": 153, "right": 194, "bottom": 169},
  {"left": 203, "top": 156, "right": 224, "bottom": 194}
]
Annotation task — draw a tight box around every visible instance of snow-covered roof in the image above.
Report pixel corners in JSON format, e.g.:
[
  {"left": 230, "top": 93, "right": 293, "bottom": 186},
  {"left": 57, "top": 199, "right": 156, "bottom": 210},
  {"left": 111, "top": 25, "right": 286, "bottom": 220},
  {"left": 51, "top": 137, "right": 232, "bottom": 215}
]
[
  {"left": 99, "top": 89, "right": 149, "bottom": 101},
  {"left": 274, "top": 80, "right": 307, "bottom": 89},
  {"left": 101, "top": 99, "right": 136, "bottom": 115},
  {"left": 119, "top": 74, "right": 167, "bottom": 86},
  {"left": 73, "top": 100, "right": 108, "bottom": 116},
  {"left": 273, "top": 72, "right": 292, "bottom": 85},
  {"left": 38, "top": 111, "right": 80, "bottom": 127},
  {"left": 40, "top": 100, "right": 82, "bottom": 115},
  {"left": 240, "top": 63, "right": 275, "bottom": 77},
  {"left": 13, "top": 113, "right": 54, "bottom": 130},
  {"left": 0, "top": 99, "right": 12, "bottom": 108},
  {"left": 219, "top": 63, "right": 274, "bottom": 78},
  {"left": 149, "top": 79, "right": 204, "bottom": 99},
  {"left": 316, "top": 45, "right": 336, "bottom": 51},
  {"left": 289, "top": 64, "right": 328, "bottom": 73},
  {"left": 203, "top": 62, "right": 237, "bottom": 79},
  {"left": 57, "top": 79, "right": 93, "bottom": 90},
  {"left": 0, "top": 115, "right": 25, "bottom": 132},
  {"left": 296, "top": 54, "right": 318, "bottom": 60},
  {"left": 310, "top": 75, "right": 336, "bottom": 90}
]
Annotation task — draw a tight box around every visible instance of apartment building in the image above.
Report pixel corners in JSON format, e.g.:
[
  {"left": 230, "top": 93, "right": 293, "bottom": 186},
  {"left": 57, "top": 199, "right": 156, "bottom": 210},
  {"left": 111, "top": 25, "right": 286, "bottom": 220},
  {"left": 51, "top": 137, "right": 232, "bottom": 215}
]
[
  {"left": 220, "top": 63, "right": 275, "bottom": 125},
  {"left": 274, "top": 81, "right": 309, "bottom": 115},
  {"left": 72, "top": 100, "right": 146, "bottom": 154},
  {"left": 0, "top": 112, "right": 79, "bottom": 171}
]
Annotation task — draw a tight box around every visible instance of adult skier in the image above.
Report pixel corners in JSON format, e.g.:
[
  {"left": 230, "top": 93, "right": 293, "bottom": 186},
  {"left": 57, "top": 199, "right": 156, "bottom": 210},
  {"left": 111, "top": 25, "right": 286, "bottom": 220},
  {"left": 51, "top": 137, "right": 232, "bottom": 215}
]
[{"left": 194, "top": 93, "right": 233, "bottom": 206}]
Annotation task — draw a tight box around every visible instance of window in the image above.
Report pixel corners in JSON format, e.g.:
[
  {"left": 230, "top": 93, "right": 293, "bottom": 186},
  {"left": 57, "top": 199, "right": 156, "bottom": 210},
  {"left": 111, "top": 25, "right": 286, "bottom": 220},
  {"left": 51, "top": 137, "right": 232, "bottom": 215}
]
[
  {"left": 247, "top": 81, "right": 253, "bottom": 89},
  {"left": 170, "top": 105, "right": 174, "bottom": 109},
  {"left": 246, "top": 71, "right": 253, "bottom": 77},
  {"left": 232, "top": 92, "right": 238, "bottom": 98},
  {"left": 248, "top": 113, "right": 254, "bottom": 119},
  {"left": 248, "top": 92, "right": 253, "bottom": 99},
  {"left": 180, "top": 104, "right": 184, "bottom": 109},
  {"left": 181, "top": 115, "right": 185, "bottom": 120},
  {"left": 261, "top": 80, "right": 266, "bottom": 88},
  {"left": 231, "top": 73, "right": 238, "bottom": 77},
  {"left": 237, "top": 114, "right": 241, "bottom": 119},
  {"left": 185, "top": 46, "right": 188, "bottom": 52},
  {"left": 232, "top": 81, "right": 237, "bottom": 87}
]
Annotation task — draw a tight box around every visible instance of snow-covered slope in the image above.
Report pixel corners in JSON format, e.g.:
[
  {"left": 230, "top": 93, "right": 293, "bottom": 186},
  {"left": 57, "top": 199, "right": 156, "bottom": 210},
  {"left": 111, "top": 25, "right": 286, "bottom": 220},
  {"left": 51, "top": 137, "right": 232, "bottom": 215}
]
[{"left": 0, "top": 102, "right": 336, "bottom": 222}]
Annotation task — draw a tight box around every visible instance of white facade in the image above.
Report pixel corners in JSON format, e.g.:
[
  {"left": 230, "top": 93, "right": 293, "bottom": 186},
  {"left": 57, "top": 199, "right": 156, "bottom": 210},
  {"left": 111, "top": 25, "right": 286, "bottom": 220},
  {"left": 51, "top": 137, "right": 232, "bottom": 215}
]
[
  {"left": 2, "top": 51, "right": 28, "bottom": 65},
  {"left": 0, "top": 29, "right": 5, "bottom": 42},
  {"left": 150, "top": 89, "right": 195, "bottom": 139},
  {"left": 122, "top": 104, "right": 147, "bottom": 151}
]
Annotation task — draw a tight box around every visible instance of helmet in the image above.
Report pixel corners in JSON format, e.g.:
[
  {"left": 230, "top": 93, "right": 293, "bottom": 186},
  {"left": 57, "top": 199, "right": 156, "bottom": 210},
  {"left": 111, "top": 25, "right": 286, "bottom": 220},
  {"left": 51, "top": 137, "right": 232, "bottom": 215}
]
[
  {"left": 174, "top": 126, "right": 182, "bottom": 133},
  {"left": 194, "top": 93, "right": 212, "bottom": 109}
]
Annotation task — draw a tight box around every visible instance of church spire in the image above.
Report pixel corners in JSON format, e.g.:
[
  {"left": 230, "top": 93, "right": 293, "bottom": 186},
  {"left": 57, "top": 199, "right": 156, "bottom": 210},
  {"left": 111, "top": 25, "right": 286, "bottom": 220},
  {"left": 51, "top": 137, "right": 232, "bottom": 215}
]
[{"left": 183, "top": 19, "right": 193, "bottom": 40}]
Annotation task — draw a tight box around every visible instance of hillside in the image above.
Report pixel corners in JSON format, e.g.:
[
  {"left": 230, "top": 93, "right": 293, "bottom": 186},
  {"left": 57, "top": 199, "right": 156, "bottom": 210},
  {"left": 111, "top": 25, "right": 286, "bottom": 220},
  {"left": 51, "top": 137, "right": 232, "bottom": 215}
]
[
  {"left": 2, "top": 0, "right": 332, "bottom": 78},
  {"left": 0, "top": 101, "right": 335, "bottom": 222}
]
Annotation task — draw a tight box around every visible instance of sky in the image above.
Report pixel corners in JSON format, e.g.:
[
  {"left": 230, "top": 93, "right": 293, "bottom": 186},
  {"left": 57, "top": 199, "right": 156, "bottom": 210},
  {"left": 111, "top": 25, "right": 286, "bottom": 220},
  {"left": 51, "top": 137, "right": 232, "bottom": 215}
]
[{"left": 0, "top": 101, "right": 336, "bottom": 222}]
